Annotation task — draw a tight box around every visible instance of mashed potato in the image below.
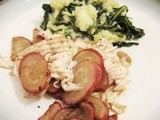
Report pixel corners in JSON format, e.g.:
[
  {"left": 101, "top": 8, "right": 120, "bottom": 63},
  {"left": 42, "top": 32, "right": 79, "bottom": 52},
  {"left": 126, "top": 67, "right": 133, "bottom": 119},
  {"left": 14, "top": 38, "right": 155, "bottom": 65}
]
[
  {"left": 50, "top": 0, "right": 73, "bottom": 10},
  {"left": 74, "top": 4, "right": 97, "bottom": 31}
]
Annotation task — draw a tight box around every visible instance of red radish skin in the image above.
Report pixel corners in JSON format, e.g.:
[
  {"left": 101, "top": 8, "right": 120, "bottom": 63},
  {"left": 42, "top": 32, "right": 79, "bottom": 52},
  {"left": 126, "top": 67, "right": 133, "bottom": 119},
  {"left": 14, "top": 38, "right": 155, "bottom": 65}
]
[
  {"left": 85, "top": 95, "right": 109, "bottom": 120},
  {"left": 73, "top": 48, "right": 109, "bottom": 92},
  {"left": 73, "top": 48, "right": 104, "bottom": 67},
  {"left": 95, "top": 67, "right": 109, "bottom": 92},
  {"left": 52, "top": 102, "right": 95, "bottom": 120}
]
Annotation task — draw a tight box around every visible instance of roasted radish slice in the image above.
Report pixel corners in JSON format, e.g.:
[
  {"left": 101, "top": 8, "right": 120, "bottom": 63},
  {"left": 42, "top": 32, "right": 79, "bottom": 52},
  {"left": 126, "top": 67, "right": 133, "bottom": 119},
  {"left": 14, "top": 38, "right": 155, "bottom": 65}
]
[
  {"left": 69, "top": 102, "right": 95, "bottom": 120},
  {"left": 11, "top": 36, "right": 32, "bottom": 61},
  {"left": 78, "top": 102, "right": 95, "bottom": 120},
  {"left": 62, "top": 61, "right": 102, "bottom": 105},
  {"left": 19, "top": 52, "right": 51, "bottom": 95},
  {"left": 53, "top": 102, "right": 95, "bottom": 120},
  {"left": 38, "top": 101, "right": 62, "bottom": 120},
  {"left": 73, "top": 48, "right": 109, "bottom": 92},
  {"left": 52, "top": 107, "right": 74, "bottom": 120},
  {"left": 108, "top": 114, "right": 118, "bottom": 120},
  {"left": 85, "top": 95, "right": 109, "bottom": 120},
  {"left": 95, "top": 68, "right": 109, "bottom": 92},
  {"left": 73, "top": 48, "right": 104, "bottom": 67},
  {"left": 33, "top": 28, "right": 44, "bottom": 43}
]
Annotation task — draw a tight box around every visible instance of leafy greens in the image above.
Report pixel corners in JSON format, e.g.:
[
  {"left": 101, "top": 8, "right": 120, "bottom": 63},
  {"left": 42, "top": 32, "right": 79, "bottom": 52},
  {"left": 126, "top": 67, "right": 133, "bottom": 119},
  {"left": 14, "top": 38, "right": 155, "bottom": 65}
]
[{"left": 40, "top": 0, "right": 145, "bottom": 47}]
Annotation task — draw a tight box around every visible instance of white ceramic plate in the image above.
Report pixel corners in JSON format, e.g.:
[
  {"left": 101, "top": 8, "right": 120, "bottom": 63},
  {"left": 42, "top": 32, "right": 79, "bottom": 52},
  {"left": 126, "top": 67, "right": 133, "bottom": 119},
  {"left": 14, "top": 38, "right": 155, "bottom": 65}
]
[{"left": 0, "top": 0, "right": 160, "bottom": 120}]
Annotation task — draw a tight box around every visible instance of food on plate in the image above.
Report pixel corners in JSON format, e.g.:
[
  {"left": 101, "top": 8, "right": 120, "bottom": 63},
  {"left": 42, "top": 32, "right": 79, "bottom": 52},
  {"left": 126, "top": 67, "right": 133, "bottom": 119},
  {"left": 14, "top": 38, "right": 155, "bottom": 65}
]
[
  {"left": 62, "top": 61, "right": 102, "bottom": 105},
  {"left": 40, "top": 97, "right": 115, "bottom": 120},
  {"left": 68, "top": 102, "right": 95, "bottom": 120},
  {"left": 95, "top": 67, "right": 109, "bottom": 92},
  {"left": 47, "top": 78, "right": 61, "bottom": 94},
  {"left": 73, "top": 48, "right": 104, "bottom": 67},
  {"left": 33, "top": 28, "right": 45, "bottom": 43},
  {"left": 0, "top": 29, "right": 132, "bottom": 118},
  {"left": 52, "top": 102, "right": 95, "bottom": 120},
  {"left": 84, "top": 95, "right": 109, "bottom": 120},
  {"left": 38, "top": 101, "right": 62, "bottom": 120},
  {"left": 73, "top": 48, "right": 109, "bottom": 92},
  {"left": 19, "top": 52, "right": 51, "bottom": 96},
  {"left": 117, "top": 51, "right": 132, "bottom": 67},
  {"left": 0, "top": 0, "right": 145, "bottom": 119},
  {"left": 11, "top": 36, "right": 32, "bottom": 61},
  {"left": 41, "top": 0, "right": 144, "bottom": 47},
  {"left": 52, "top": 107, "right": 75, "bottom": 120}
]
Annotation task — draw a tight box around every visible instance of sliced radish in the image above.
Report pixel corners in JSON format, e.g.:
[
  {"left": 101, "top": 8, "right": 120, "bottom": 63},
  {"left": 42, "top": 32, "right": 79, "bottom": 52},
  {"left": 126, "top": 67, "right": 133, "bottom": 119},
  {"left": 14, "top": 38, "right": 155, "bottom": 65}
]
[
  {"left": 38, "top": 101, "right": 62, "bottom": 120},
  {"left": 52, "top": 107, "right": 74, "bottom": 120},
  {"left": 52, "top": 102, "right": 95, "bottom": 120},
  {"left": 73, "top": 48, "right": 104, "bottom": 67},
  {"left": 11, "top": 36, "right": 32, "bottom": 61},
  {"left": 62, "top": 61, "right": 102, "bottom": 105},
  {"left": 69, "top": 102, "right": 95, "bottom": 120},
  {"left": 19, "top": 52, "right": 51, "bottom": 95},
  {"left": 85, "top": 95, "right": 109, "bottom": 120}
]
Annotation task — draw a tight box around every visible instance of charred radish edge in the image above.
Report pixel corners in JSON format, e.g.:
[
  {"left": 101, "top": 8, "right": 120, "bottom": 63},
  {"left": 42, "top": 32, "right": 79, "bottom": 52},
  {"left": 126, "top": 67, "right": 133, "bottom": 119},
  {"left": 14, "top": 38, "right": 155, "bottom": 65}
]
[
  {"left": 108, "top": 114, "right": 118, "bottom": 120},
  {"left": 117, "top": 51, "right": 132, "bottom": 67},
  {"left": 33, "top": 28, "right": 44, "bottom": 44},
  {"left": 19, "top": 52, "right": 51, "bottom": 96},
  {"left": 85, "top": 95, "right": 109, "bottom": 120},
  {"left": 52, "top": 102, "right": 95, "bottom": 120},
  {"left": 73, "top": 48, "right": 104, "bottom": 67},
  {"left": 95, "top": 67, "right": 109, "bottom": 92},
  {"left": 79, "top": 102, "right": 95, "bottom": 120},
  {"left": 38, "top": 101, "right": 62, "bottom": 120},
  {"left": 11, "top": 36, "right": 32, "bottom": 61},
  {"left": 47, "top": 78, "right": 61, "bottom": 94},
  {"left": 69, "top": 102, "right": 95, "bottom": 120},
  {"left": 47, "top": 88, "right": 64, "bottom": 100},
  {"left": 62, "top": 61, "right": 102, "bottom": 105}
]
